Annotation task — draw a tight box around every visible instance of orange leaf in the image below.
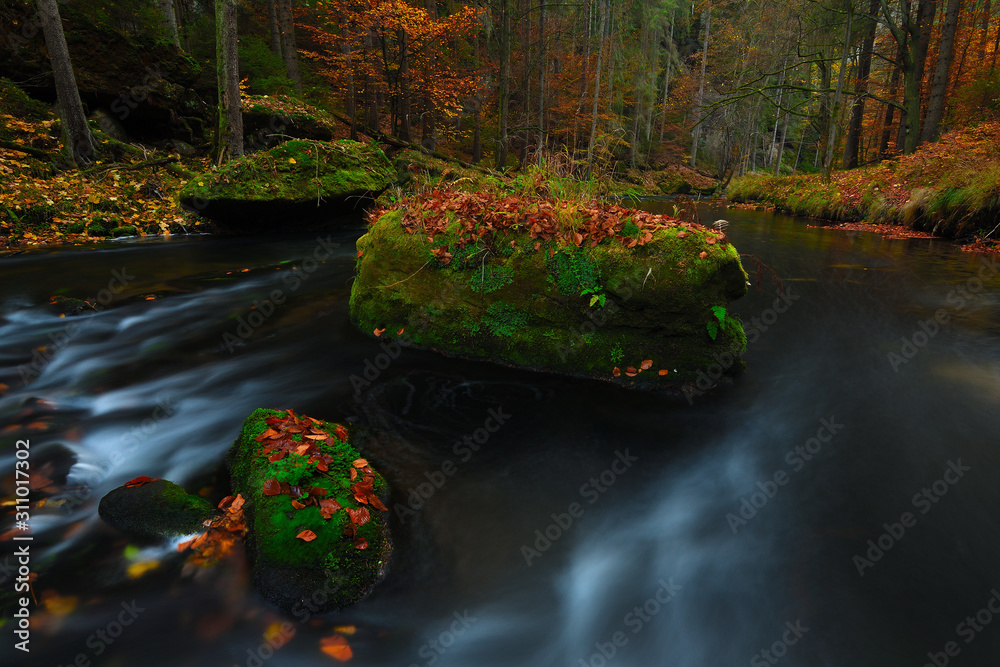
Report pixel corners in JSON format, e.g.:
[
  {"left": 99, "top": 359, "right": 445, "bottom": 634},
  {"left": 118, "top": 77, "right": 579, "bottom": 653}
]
[
  {"left": 263, "top": 479, "right": 281, "bottom": 496},
  {"left": 658, "top": 369, "right": 670, "bottom": 376},
  {"left": 373, "top": 327, "right": 385, "bottom": 337},
  {"left": 230, "top": 494, "right": 245, "bottom": 511},
  {"left": 354, "top": 537, "right": 369, "bottom": 550},
  {"left": 296, "top": 530, "right": 317, "bottom": 542},
  {"left": 699, "top": 251, "right": 708, "bottom": 259},
  {"left": 613, "top": 367, "right": 621, "bottom": 377},
  {"left": 397, "top": 327, "right": 405, "bottom": 335},
  {"left": 625, "top": 367, "right": 638, "bottom": 377},
  {"left": 352, "top": 458, "right": 369, "bottom": 469},
  {"left": 320, "top": 635, "right": 353, "bottom": 661},
  {"left": 640, "top": 359, "right": 653, "bottom": 370}
]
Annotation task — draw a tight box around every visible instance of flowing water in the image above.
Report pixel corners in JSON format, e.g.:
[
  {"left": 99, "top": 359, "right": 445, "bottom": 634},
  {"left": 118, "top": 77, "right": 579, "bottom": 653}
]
[{"left": 2, "top": 205, "right": 1000, "bottom": 667}]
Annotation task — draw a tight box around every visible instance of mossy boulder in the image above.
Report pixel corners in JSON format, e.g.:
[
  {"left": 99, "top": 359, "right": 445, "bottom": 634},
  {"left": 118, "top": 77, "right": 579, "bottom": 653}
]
[
  {"left": 179, "top": 140, "right": 394, "bottom": 229},
  {"left": 98, "top": 478, "right": 216, "bottom": 539},
  {"left": 227, "top": 409, "right": 391, "bottom": 612},
  {"left": 349, "top": 192, "right": 749, "bottom": 391}
]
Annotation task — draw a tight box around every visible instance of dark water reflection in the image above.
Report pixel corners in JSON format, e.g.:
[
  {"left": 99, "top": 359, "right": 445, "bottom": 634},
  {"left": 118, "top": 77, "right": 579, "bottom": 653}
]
[{"left": 1, "top": 206, "right": 999, "bottom": 666}]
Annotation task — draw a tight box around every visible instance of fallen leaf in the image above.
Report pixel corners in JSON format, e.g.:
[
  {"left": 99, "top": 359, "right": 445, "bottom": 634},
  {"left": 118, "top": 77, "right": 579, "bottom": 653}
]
[
  {"left": 640, "top": 359, "right": 653, "bottom": 370},
  {"left": 625, "top": 367, "right": 638, "bottom": 377},
  {"left": 613, "top": 367, "right": 621, "bottom": 377},
  {"left": 124, "top": 476, "right": 160, "bottom": 488},
  {"left": 320, "top": 634, "right": 353, "bottom": 661},
  {"left": 373, "top": 327, "right": 384, "bottom": 337},
  {"left": 354, "top": 537, "right": 368, "bottom": 550},
  {"left": 346, "top": 506, "right": 370, "bottom": 526},
  {"left": 658, "top": 369, "right": 670, "bottom": 376},
  {"left": 296, "top": 530, "right": 317, "bottom": 542},
  {"left": 263, "top": 479, "right": 282, "bottom": 496},
  {"left": 352, "top": 458, "right": 369, "bottom": 469},
  {"left": 699, "top": 251, "right": 708, "bottom": 259},
  {"left": 126, "top": 560, "right": 160, "bottom": 579}
]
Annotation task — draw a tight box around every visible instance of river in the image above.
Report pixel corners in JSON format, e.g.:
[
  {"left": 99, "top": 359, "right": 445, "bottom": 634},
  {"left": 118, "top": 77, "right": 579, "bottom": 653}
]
[{"left": 2, "top": 204, "right": 1000, "bottom": 667}]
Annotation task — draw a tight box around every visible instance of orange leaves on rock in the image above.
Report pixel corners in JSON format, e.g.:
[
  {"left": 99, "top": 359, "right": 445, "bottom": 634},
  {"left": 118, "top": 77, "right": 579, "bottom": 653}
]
[
  {"left": 319, "top": 634, "right": 353, "bottom": 662},
  {"left": 346, "top": 506, "right": 370, "bottom": 526},
  {"left": 319, "top": 498, "right": 342, "bottom": 519},
  {"left": 124, "top": 476, "right": 160, "bottom": 488},
  {"left": 296, "top": 529, "right": 318, "bottom": 542},
  {"left": 178, "top": 494, "right": 246, "bottom": 565}
]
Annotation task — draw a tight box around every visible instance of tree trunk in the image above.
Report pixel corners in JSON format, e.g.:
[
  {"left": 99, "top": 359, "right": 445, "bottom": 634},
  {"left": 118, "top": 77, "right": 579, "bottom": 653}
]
[
  {"left": 37, "top": 0, "right": 94, "bottom": 167},
  {"left": 921, "top": 0, "right": 962, "bottom": 142},
  {"left": 342, "top": 39, "right": 357, "bottom": 141},
  {"left": 537, "top": 0, "right": 546, "bottom": 159},
  {"left": 157, "top": 0, "right": 181, "bottom": 48},
  {"left": 822, "top": 11, "right": 852, "bottom": 182},
  {"left": 879, "top": 46, "right": 902, "bottom": 157},
  {"left": 981, "top": 0, "right": 993, "bottom": 63},
  {"left": 496, "top": 0, "right": 511, "bottom": 171},
  {"left": 421, "top": 0, "right": 437, "bottom": 151},
  {"left": 879, "top": 0, "right": 923, "bottom": 153},
  {"left": 267, "top": 0, "right": 282, "bottom": 57},
  {"left": 587, "top": 0, "right": 608, "bottom": 169},
  {"left": 399, "top": 30, "right": 412, "bottom": 142},
  {"left": 278, "top": 0, "right": 302, "bottom": 90},
  {"left": 690, "top": 7, "right": 710, "bottom": 168},
  {"left": 215, "top": 0, "right": 243, "bottom": 161},
  {"left": 845, "top": 0, "right": 880, "bottom": 168}
]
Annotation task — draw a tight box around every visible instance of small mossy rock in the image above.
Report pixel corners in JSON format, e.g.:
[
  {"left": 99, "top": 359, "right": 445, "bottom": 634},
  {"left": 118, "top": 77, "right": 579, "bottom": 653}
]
[
  {"left": 226, "top": 409, "right": 391, "bottom": 612},
  {"left": 99, "top": 479, "right": 216, "bottom": 539},
  {"left": 179, "top": 140, "right": 394, "bottom": 229},
  {"left": 349, "top": 194, "right": 749, "bottom": 392}
]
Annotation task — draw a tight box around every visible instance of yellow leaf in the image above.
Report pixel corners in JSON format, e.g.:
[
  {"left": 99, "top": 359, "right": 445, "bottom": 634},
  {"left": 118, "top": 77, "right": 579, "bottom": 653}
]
[
  {"left": 127, "top": 560, "right": 160, "bottom": 579},
  {"left": 42, "top": 591, "right": 78, "bottom": 616},
  {"left": 288, "top": 157, "right": 297, "bottom": 164}
]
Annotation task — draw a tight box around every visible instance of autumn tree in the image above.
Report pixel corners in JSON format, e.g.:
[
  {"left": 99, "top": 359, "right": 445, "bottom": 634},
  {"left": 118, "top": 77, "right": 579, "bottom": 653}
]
[{"left": 37, "top": 0, "right": 95, "bottom": 167}]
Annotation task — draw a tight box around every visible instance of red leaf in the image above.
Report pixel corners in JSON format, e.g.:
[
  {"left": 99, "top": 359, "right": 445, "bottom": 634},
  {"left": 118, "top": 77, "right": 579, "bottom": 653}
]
[
  {"left": 640, "top": 359, "right": 653, "bottom": 370},
  {"left": 263, "top": 479, "right": 281, "bottom": 496},
  {"left": 352, "top": 458, "right": 369, "bottom": 469},
  {"left": 346, "top": 507, "right": 370, "bottom": 526},
  {"left": 369, "top": 495, "right": 389, "bottom": 512},
  {"left": 613, "top": 367, "right": 621, "bottom": 377},
  {"left": 335, "top": 425, "right": 349, "bottom": 442},
  {"left": 625, "top": 367, "right": 638, "bottom": 377},
  {"left": 124, "top": 476, "right": 159, "bottom": 488},
  {"left": 354, "top": 537, "right": 369, "bottom": 550},
  {"left": 296, "top": 530, "right": 317, "bottom": 542}
]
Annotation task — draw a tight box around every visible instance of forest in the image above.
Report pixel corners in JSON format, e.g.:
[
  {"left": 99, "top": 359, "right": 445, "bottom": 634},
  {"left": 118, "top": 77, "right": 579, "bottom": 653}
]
[{"left": 4, "top": 2, "right": 1000, "bottom": 667}]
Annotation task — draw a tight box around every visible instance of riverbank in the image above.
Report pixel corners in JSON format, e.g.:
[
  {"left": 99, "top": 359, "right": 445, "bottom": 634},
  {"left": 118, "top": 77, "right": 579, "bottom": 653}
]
[
  {"left": 727, "top": 122, "right": 1000, "bottom": 251},
  {"left": 0, "top": 85, "right": 718, "bottom": 253}
]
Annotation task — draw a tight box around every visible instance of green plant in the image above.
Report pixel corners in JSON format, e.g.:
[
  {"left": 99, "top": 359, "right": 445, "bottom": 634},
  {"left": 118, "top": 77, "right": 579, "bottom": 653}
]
[
  {"left": 470, "top": 264, "right": 514, "bottom": 293},
  {"left": 547, "top": 248, "right": 601, "bottom": 295},
  {"left": 483, "top": 302, "right": 528, "bottom": 337},
  {"left": 581, "top": 286, "right": 606, "bottom": 308},
  {"left": 706, "top": 305, "right": 742, "bottom": 340},
  {"left": 609, "top": 344, "right": 624, "bottom": 365},
  {"left": 621, "top": 219, "right": 640, "bottom": 238}
]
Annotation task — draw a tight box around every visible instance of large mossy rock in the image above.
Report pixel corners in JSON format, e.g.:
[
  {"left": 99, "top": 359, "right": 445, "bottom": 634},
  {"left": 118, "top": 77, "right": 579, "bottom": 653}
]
[
  {"left": 349, "top": 191, "right": 749, "bottom": 391},
  {"left": 179, "top": 140, "right": 394, "bottom": 228},
  {"left": 227, "top": 409, "right": 391, "bottom": 612},
  {"left": 99, "top": 478, "right": 216, "bottom": 540}
]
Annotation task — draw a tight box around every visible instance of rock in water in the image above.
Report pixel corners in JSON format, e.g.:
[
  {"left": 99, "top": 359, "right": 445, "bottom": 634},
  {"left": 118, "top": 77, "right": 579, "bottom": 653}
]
[
  {"left": 99, "top": 478, "right": 216, "bottom": 539},
  {"left": 179, "top": 140, "right": 394, "bottom": 229},
  {"left": 227, "top": 409, "right": 391, "bottom": 612},
  {"left": 350, "top": 192, "right": 749, "bottom": 391}
]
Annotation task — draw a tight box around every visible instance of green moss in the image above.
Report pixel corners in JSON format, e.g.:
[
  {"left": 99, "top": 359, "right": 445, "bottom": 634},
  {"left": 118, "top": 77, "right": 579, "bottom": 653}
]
[
  {"left": 227, "top": 409, "right": 389, "bottom": 610},
  {"left": 110, "top": 225, "right": 138, "bottom": 237},
  {"left": 180, "top": 140, "right": 393, "bottom": 204},
  {"left": 350, "top": 203, "right": 749, "bottom": 388}
]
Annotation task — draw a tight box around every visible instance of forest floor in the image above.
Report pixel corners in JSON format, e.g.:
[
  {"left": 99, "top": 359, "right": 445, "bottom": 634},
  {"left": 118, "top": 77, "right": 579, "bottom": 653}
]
[
  {"left": 0, "top": 93, "right": 717, "bottom": 254},
  {"left": 726, "top": 122, "right": 1000, "bottom": 253}
]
